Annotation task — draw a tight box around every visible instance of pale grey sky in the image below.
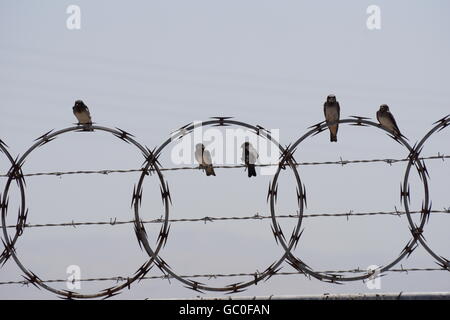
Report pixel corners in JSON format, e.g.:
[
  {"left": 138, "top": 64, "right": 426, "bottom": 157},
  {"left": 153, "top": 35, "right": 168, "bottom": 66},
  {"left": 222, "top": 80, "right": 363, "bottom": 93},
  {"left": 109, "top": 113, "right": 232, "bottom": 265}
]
[{"left": 0, "top": 0, "right": 449, "bottom": 299}]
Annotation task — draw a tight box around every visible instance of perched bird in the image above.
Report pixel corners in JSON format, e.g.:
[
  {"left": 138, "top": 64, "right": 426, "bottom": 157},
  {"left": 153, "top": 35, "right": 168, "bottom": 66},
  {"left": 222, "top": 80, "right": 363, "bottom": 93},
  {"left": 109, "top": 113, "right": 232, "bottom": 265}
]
[
  {"left": 195, "top": 144, "right": 216, "bottom": 176},
  {"left": 73, "top": 100, "right": 92, "bottom": 125},
  {"left": 241, "top": 142, "right": 258, "bottom": 178},
  {"left": 323, "top": 94, "right": 340, "bottom": 142},
  {"left": 376, "top": 104, "right": 402, "bottom": 136}
]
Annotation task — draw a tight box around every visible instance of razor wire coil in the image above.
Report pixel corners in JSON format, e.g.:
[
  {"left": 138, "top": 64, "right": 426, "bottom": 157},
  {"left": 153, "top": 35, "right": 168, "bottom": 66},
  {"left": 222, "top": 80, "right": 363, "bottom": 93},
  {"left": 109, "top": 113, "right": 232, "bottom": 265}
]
[{"left": 0, "top": 114, "right": 449, "bottom": 299}]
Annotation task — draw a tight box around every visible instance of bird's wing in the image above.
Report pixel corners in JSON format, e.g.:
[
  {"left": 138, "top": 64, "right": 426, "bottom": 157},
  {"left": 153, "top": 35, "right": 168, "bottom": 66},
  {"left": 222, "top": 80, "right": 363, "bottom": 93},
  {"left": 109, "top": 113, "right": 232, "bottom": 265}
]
[
  {"left": 388, "top": 112, "right": 401, "bottom": 133},
  {"left": 376, "top": 111, "right": 381, "bottom": 124},
  {"left": 241, "top": 148, "right": 246, "bottom": 162},
  {"left": 84, "top": 108, "right": 92, "bottom": 121},
  {"left": 203, "top": 150, "right": 213, "bottom": 165},
  {"left": 337, "top": 102, "right": 340, "bottom": 118}
]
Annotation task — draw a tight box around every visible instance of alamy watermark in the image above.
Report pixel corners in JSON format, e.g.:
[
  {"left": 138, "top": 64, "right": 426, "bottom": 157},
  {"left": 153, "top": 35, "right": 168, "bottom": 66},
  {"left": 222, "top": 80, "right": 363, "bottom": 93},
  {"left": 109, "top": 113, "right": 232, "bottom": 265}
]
[
  {"left": 66, "top": 5, "right": 81, "bottom": 30},
  {"left": 366, "top": 5, "right": 381, "bottom": 30},
  {"left": 366, "top": 265, "right": 382, "bottom": 289},
  {"left": 66, "top": 265, "right": 81, "bottom": 290}
]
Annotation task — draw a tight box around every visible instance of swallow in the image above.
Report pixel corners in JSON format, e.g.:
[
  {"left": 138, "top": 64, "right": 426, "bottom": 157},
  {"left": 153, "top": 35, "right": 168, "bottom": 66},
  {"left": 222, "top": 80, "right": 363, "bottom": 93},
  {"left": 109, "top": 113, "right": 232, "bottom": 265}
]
[
  {"left": 72, "top": 100, "right": 92, "bottom": 125},
  {"left": 323, "top": 94, "right": 340, "bottom": 142},
  {"left": 376, "top": 104, "right": 402, "bottom": 136},
  {"left": 241, "top": 142, "right": 258, "bottom": 177},
  {"left": 195, "top": 144, "right": 216, "bottom": 176}
]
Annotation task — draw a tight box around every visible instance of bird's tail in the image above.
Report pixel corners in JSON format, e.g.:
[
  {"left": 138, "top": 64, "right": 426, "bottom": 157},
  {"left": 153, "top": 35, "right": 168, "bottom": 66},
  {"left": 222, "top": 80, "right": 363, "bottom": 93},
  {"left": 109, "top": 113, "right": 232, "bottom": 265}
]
[
  {"left": 330, "top": 133, "right": 337, "bottom": 142},
  {"left": 205, "top": 165, "right": 216, "bottom": 176},
  {"left": 395, "top": 129, "right": 408, "bottom": 141},
  {"left": 328, "top": 124, "right": 338, "bottom": 142},
  {"left": 329, "top": 127, "right": 338, "bottom": 142},
  {"left": 247, "top": 164, "right": 257, "bottom": 177}
]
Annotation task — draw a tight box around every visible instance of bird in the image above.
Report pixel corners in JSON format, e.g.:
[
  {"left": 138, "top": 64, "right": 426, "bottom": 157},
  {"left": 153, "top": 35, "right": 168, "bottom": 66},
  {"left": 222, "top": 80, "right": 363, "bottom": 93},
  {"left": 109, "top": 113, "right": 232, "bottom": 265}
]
[
  {"left": 323, "top": 94, "right": 340, "bottom": 142},
  {"left": 195, "top": 144, "right": 216, "bottom": 176},
  {"left": 241, "top": 142, "right": 258, "bottom": 178},
  {"left": 376, "top": 104, "right": 402, "bottom": 136},
  {"left": 73, "top": 100, "right": 92, "bottom": 125}
]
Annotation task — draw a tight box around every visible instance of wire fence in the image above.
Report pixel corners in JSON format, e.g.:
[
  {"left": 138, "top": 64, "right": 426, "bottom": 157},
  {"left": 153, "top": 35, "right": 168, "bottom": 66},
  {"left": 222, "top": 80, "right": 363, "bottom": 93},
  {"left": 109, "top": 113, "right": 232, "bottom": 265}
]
[{"left": 1, "top": 115, "right": 449, "bottom": 299}]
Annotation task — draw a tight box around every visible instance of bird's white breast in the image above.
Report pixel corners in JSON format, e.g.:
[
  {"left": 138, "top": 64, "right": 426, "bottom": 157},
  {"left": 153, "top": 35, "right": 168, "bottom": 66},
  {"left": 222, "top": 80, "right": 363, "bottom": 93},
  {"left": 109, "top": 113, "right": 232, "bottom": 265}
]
[{"left": 74, "top": 111, "right": 91, "bottom": 124}]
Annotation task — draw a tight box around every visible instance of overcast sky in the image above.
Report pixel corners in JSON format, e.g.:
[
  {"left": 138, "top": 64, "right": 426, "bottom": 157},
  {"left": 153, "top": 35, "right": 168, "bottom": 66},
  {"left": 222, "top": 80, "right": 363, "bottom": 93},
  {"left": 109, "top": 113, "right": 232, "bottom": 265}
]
[{"left": 0, "top": 0, "right": 449, "bottom": 299}]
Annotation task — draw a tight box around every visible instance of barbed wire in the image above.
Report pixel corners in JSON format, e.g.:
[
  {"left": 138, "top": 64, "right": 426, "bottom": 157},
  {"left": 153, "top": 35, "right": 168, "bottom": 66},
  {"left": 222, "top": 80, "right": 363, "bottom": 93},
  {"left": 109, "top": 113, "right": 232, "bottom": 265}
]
[
  {"left": 402, "top": 114, "right": 450, "bottom": 273},
  {"left": 264, "top": 116, "right": 449, "bottom": 286},
  {"left": 0, "top": 125, "right": 169, "bottom": 299},
  {"left": 1, "top": 115, "right": 449, "bottom": 299},
  {"left": 0, "top": 266, "right": 445, "bottom": 287},
  {"left": 1, "top": 153, "right": 448, "bottom": 178},
  {"left": 4, "top": 267, "right": 450, "bottom": 286},
  {"left": 1, "top": 209, "right": 449, "bottom": 230}
]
